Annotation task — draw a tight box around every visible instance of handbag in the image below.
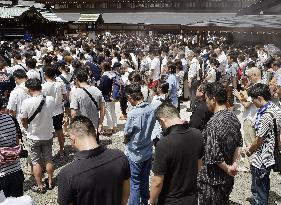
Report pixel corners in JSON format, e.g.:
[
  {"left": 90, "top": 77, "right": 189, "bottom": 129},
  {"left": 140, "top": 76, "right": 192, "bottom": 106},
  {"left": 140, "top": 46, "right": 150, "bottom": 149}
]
[
  {"left": 267, "top": 112, "right": 281, "bottom": 172},
  {"left": 10, "top": 116, "right": 28, "bottom": 159},
  {"left": 0, "top": 115, "right": 28, "bottom": 165}
]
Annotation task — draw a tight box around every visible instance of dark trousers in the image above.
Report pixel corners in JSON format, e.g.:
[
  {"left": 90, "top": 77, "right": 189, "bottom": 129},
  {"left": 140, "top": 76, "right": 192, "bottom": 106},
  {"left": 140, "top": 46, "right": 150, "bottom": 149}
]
[
  {"left": 0, "top": 170, "right": 24, "bottom": 197},
  {"left": 198, "top": 182, "right": 231, "bottom": 205},
  {"left": 120, "top": 96, "right": 128, "bottom": 116},
  {"left": 190, "top": 84, "right": 198, "bottom": 110},
  {"left": 251, "top": 165, "right": 271, "bottom": 205}
]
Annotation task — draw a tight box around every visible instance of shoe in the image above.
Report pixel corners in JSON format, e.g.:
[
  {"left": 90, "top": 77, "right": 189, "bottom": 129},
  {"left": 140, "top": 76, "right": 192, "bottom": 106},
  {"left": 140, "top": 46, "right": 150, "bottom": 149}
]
[
  {"left": 44, "top": 178, "right": 55, "bottom": 190},
  {"left": 31, "top": 185, "right": 46, "bottom": 194}
]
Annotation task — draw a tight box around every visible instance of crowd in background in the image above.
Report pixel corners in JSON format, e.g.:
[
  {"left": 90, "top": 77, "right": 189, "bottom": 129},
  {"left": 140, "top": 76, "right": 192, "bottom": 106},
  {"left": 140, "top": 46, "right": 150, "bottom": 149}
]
[{"left": 0, "top": 33, "right": 280, "bottom": 205}]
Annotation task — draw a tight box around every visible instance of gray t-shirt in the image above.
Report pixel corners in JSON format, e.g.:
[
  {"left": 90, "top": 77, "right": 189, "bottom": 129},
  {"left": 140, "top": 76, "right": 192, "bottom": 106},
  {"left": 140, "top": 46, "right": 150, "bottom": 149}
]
[{"left": 70, "top": 86, "right": 104, "bottom": 128}]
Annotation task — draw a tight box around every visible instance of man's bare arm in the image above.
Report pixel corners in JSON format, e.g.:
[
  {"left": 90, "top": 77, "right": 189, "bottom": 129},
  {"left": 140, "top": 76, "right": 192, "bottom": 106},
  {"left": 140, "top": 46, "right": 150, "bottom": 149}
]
[
  {"left": 70, "top": 109, "right": 78, "bottom": 119},
  {"left": 121, "top": 179, "right": 130, "bottom": 205},
  {"left": 99, "top": 101, "right": 105, "bottom": 129},
  {"left": 8, "top": 110, "right": 16, "bottom": 117},
  {"left": 149, "top": 175, "right": 164, "bottom": 205},
  {"left": 198, "top": 159, "right": 203, "bottom": 172},
  {"left": 232, "top": 147, "right": 241, "bottom": 164},
  {"left": 22, "top": 118, "right": 28, "bottom": 130},
  {"left": 247, "top": 137, "right": 263, "bottom": 156}
]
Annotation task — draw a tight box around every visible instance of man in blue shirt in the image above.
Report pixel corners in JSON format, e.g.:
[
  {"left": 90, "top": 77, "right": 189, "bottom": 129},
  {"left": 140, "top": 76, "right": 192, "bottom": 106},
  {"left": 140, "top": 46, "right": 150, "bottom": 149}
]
[
  {"left": 124, "top": 83, "right": 156, "bottom": 205},
  {"left": 166, "top": 63, "right": 178, "bottom": 108}
]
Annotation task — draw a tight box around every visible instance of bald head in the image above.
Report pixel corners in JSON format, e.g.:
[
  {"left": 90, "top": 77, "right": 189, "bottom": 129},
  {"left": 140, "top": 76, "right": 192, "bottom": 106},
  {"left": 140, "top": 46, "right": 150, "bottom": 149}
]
[{"left": 248, "top": 67, "right": 261, "bottom": 84}]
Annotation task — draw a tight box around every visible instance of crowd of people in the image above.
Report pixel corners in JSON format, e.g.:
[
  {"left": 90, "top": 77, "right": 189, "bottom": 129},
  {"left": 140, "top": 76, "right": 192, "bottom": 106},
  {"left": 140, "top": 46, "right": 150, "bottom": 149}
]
[{"left": 0, "top": 33, "right": 280, "bottom": 205}]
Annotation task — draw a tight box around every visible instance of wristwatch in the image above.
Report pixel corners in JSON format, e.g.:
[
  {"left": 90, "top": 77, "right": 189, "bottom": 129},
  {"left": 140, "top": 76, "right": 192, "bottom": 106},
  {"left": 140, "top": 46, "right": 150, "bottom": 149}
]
[{"left": 246, "top": 149, "right": 252, "bottom": 157}]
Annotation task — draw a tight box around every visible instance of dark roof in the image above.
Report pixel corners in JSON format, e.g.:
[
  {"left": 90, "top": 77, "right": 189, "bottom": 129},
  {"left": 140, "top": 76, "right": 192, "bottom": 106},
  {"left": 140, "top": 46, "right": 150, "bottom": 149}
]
[
  {"left": 237, "top": 0, "right": 281, "bottom": 15},
  {"left": 0, "top": 4, "right": 66, "bottom": 22},
  {"left": 190, "top": 15, "right": 281, "bottom": 29},
  {"left": 55, "top": 12, "right": 236, "bottom": 25}
]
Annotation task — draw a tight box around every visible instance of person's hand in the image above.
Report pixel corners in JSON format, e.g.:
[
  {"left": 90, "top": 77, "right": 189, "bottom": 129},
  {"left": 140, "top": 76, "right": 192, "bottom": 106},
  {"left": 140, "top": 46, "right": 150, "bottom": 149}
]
[
  {"left": 226, "top": 164, "right": 238, "bottom": 177},
  {"left": 245, "top": 148, "right": 252, "bottom": 157},
  {"left": 98, "top": 124, "right": 103, "bottom": 133}
]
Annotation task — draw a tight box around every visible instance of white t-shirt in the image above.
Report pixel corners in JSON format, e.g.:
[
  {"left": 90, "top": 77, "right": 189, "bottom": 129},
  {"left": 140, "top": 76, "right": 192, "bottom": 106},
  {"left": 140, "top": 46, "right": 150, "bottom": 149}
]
[
  {"left": 111, "top": 57, "right": 119, "bottom": 66},
  {"left": 26, "top": 69, "right": 44, "bottom": 83},
  {"left": 20, "top": 95, "right": 55, "bottom": 140},
  {"left": 0, "top": 193, "right": 35, "bottom": 205},
  {"left": 217, "top": 52, "right": 227, "bottom": 72},
  {"left": 42, "top": 81, "right": 66, "bottom": 116},
  {"left": 6, "top": 64, "right": 27, "bottom": 75},
  {"left": 242, "top": 96, "right": 258, "bottom": 122},
  {"left": 150, "top": 57, "right": 161, "bottom": 81},
  {"left": 206, "top": 67, "right": 216, "bottom": 83},
  {"left": 7, "top": 83, "right": 30, "bottom": 121},
  {"left": 188, "top": 57, "right": 199, "bottom": 81}
]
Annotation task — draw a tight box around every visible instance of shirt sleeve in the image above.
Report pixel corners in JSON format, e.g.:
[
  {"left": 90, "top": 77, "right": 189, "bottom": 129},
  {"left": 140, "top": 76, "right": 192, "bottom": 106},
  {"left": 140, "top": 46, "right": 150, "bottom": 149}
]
[
  {"left": 70, "top": 92, "right": 79, "bottom": 110},
  {"left": 50, "top": 98, "right": 56, "bottom": 117},
  {"left": 58, "top": 170, "right": 74, "bottom": 205},
  {"left": 61, "top": 83, "right": 67, "bottom": 95},
  {"left": 256, "top": 113, "right": 272, "bottom": 138},
  {"left": 189, "top": 104, "right": 206, "bottom": 130},
  {"left": 6, "top": 90, "right": 17, "bottom": 111},
  {"left": 204, "top": 128, "right": 225, "bottom": 165},
  {"left": 197, "top": 130, "right": 205, "bottom": 159},
  {"left": 124, "top": 114, "right": 135, "bottom": 137},
  {"left": 20, "top": 100, "right": 28, "bottom": 119},
  {"left": 122, "top": 155, "right": 131, "bottom": 180},
  {"left": 153, "top": 141, "right": 168, "bottom": 175}
]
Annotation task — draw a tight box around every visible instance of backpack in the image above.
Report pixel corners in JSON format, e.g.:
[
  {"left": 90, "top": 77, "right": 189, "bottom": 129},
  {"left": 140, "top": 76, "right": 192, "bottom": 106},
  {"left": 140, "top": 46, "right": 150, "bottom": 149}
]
[
  {"left": 111, "top": 75, "right": 122, "bottom": 101},
  {"left": 237, "top": 66, "right": 243, "bottom": 80}
]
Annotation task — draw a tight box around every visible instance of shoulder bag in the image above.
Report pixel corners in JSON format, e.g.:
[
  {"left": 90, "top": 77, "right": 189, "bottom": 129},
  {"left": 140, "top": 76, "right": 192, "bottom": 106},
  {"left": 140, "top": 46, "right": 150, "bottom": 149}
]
[
  {"left": 82, "top": 87, "right": 99, "bottom": 110},
  {"left": 28, "top": 95, "right": 46, "bottom": 124}
]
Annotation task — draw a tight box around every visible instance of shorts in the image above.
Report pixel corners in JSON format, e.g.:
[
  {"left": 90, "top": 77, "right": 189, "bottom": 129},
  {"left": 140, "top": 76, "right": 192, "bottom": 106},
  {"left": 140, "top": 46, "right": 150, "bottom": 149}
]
[
  {"left": 53, "top": 113, "right": 64, "bottom": 131},
  {"left": 27, "top": 138, "right": 53, "bottom": 165}
]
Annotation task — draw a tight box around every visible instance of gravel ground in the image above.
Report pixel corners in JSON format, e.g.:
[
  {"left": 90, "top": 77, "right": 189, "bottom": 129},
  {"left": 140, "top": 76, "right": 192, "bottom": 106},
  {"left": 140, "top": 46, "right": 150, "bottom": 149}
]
[{"left": 21, "top": 102, "right": 281, "bottom": 205}]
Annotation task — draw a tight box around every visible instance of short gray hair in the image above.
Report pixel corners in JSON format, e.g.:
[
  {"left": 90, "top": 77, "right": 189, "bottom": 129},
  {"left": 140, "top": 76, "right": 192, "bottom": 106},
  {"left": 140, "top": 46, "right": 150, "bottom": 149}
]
[
  {"left": 69, "top": 116, "right": 96, "bottom": 139},
  {"left": 156, "top": 102, "right": 180, "bottom": 120}
]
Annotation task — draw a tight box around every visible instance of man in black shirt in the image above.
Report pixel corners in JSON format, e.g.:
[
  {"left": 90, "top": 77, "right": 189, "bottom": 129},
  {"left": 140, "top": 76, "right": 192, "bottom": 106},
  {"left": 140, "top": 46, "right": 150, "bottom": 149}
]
[
  {"left": 58, "top": 116, "right": 130, "bottom": 205},
  {"left": 149, "top": 102, "right": 204, "bottom": 205},
  {"left": 189, "top": 83, "right": 213, "bottom": 131}
]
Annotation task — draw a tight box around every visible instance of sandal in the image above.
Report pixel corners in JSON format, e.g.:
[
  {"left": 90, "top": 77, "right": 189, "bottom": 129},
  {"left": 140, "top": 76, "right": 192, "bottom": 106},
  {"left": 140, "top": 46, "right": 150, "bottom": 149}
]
[
  {"left": 44, "top": 178, "right": 55, "bottom": 190},
  {"left": 31, "top": 185, "right": 46, "bottom": 194}
]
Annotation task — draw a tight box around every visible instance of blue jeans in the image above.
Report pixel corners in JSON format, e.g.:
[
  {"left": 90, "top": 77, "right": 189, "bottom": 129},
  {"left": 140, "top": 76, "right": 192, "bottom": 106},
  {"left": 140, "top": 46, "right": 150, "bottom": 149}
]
[
  {"left": 251, "top": 165, "right": 272, "bottom": 205},
  {"left": 128, "top": 158, "right": 152, "bottom": 205}
]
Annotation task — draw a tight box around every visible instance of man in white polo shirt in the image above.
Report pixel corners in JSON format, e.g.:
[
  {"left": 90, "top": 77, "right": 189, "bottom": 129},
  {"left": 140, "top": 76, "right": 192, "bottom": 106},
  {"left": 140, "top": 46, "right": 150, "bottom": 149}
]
[
  {"left": 7, "top": 69, "right": 29, "bottom": 122},
  {"left": 21, "top": 78, "right": 55, "bottom": 193},
  {"left": 42, "top": 67, "right": 67, "bottom": 156}
]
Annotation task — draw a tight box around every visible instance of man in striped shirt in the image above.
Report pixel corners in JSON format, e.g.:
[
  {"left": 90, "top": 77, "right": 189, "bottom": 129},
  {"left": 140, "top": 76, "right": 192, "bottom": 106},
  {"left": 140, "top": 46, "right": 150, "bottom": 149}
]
[
  {"left": 0, "top": 98, "right": 24, "bottom": 197},
  {"left": 246, "top": 83, "right": 281, "bottom": 204}
]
